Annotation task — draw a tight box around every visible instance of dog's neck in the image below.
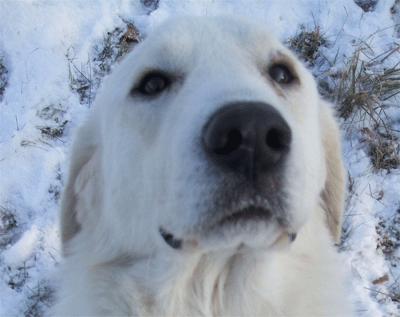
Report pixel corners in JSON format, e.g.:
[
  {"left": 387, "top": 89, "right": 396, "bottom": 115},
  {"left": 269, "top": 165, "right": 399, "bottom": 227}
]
[{"left": 123, "top": 247, "right": 277, "bottom": 316}]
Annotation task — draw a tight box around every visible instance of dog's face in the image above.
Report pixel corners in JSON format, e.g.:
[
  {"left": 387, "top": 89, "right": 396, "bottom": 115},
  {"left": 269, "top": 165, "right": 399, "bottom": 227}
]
[{"left": 62, "top": 17, "right": 345, "bottom": 255}]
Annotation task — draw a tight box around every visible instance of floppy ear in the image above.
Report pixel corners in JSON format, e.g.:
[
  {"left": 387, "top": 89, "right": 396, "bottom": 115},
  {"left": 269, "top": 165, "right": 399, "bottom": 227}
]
[
  {"left": 61, "top": 118, "right": 101, "bottom": 254},
  {"left": 319, "top": 100, "right": 346, "bottom": 244}
]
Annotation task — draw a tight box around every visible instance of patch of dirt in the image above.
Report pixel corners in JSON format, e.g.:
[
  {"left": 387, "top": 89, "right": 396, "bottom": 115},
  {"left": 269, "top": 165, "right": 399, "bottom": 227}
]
[
  {"left": 38, "top": 120, "right": 68, "bottom": 139},
  {"left": 287, "top": 25, "right": 328, "bottom": 66},
  {"left": 354, "top": 0, "right": 379, "bottom": 12},
  {"left": 141, "top": 0, "right": 159, "bottom": 12},
  {"left": 0, "top": 56, "right": 8, "bottom": 100},
  {"left": 361, "top": 128, "right": 400, "bottom": 171},
  {"left": 0, "top": 207, "right": 19, "bottom": 248},
  {"left": 93, "top": 23, "right": 140, "bottom": 76},
  {"left": 391, "top": 0, "right": 400, "bottom": 37},
  {"left": 37, "top": 104, "right": 67, "bottom": 123},
  {"left": 48, "top": 166, "right": 62, "bottom": 202},
  {"left": 376, "top": 208, "right": 400, "bottom": 257},
  {"left": 36, "top": 103, "right": 69, "bottom": 140}
]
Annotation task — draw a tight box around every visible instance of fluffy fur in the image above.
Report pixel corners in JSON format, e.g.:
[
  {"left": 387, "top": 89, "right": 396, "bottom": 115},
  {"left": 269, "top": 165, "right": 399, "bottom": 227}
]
[{"left": 54, "top": 16, "right": 353, "bottom": 316}]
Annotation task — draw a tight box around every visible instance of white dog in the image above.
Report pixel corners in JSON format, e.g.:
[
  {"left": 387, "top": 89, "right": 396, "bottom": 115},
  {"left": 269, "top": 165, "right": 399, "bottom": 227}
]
[{"left": 54, "top": 16, "right": 354, "bottom": 316}]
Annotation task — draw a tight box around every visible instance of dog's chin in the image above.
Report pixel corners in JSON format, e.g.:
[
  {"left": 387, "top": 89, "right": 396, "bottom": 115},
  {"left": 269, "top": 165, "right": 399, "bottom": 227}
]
[{"left": 160, "top": 206, "right": 296, "bottom": 253}]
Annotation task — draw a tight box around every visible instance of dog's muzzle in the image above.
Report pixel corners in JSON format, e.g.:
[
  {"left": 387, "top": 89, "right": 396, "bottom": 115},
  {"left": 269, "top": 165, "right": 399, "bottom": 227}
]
[{"left": 159, "top": 101, "right": 295, "bottom": 251}]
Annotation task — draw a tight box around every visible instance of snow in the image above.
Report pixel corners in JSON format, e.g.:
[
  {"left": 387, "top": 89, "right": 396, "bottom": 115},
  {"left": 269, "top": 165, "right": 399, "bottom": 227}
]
[
  {"left": 0, "top": 0, "right": 399, "bottom": 315},
  {"left": 3, "top": 225, "right": 40, "bottom": 267}
]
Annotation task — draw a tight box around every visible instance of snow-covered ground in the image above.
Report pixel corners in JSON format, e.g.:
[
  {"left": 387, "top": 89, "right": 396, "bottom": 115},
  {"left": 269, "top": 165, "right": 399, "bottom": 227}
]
[{"left": 0, "top": 0, "right": 399, "bottom": 315}]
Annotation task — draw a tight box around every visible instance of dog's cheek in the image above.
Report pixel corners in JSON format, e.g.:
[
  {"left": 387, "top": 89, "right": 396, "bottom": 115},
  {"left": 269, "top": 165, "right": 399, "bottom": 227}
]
[
  {"left": 150, "top": 106, "right": 207, "bottom": 233},
  {"left": 73, "top": 156, "right": 102, "bottom": 228},
  {"left": 94, "top": 128, "right": 162, "bottom": 250},
  {"left": 284, "top": 140, "right": 310, "bottom": 230},
  {"left": 284, "top": 127, "right": 323, "bottom": 232}
]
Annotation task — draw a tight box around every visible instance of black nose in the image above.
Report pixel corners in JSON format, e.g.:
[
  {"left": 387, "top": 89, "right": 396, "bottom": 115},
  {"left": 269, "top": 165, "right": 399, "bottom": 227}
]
[{"left": 202, "top": 102, "right": 292, "bottom": 179}]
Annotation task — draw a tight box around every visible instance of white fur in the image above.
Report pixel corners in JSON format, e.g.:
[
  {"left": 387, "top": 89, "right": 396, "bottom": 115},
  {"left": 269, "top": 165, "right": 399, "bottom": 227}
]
[{"left": 54, "top": 16, "right": 354, "bottom": 316}]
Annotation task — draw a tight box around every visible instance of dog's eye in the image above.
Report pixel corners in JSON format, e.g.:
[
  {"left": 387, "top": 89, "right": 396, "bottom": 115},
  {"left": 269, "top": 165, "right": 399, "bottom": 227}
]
[
  {"left": 135, "top": 71, "right": 171, "bottom": 96},
  {"left": 268, "top": 64, "right": 295, "bottom": 85}
]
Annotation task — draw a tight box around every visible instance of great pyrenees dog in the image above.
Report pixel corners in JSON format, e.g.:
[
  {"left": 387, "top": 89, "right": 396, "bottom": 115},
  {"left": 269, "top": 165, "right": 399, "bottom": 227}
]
[{"left": 54, "top": 16, "right": 353, "bottom": 316}]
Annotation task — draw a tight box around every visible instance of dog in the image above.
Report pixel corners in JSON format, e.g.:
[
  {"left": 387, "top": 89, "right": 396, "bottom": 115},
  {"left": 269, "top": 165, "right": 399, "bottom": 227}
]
[{"left": 54, "top": 16, "right": 354, "bottom": 316}]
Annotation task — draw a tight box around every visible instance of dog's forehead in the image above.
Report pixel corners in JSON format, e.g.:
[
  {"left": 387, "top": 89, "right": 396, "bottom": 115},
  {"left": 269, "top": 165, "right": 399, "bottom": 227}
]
[{"left": 142, "top": 16, "right": 282, "bottom": 65}]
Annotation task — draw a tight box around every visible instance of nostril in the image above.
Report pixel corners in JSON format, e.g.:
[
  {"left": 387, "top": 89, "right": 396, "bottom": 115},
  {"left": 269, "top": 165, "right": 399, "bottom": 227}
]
[
  {"left": 213, "top": 129, "right": 243, "bottom": 155},
  {"left": 265, "top": 128, "right": 290, "bottom": 151}
]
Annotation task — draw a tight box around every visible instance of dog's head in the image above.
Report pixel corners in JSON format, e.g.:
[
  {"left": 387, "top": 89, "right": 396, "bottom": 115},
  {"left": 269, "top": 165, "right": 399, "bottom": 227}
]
[{"left": 61, "top": 16, "right": 345, "bottom": 256}]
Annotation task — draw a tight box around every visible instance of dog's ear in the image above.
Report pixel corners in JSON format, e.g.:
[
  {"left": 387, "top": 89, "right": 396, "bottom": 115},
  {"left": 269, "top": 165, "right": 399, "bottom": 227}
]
[
  {"left": 319, "top": 100, "right": 346, "bottom": 244},
  {"left": 61, "top": 117, "right": 101, "bottom": 254}
]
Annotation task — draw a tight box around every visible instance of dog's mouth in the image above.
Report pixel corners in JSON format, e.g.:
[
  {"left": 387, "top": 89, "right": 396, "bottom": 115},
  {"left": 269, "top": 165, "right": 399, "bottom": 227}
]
[
  {"left": 160, "top": 197, "right": 295, "bottom": 250},
  {"left": 213, "top": 205, "right": 272, "bottom": 228},
  {"left": 206, "top": 196, "right": 274, "bottom": 231}
]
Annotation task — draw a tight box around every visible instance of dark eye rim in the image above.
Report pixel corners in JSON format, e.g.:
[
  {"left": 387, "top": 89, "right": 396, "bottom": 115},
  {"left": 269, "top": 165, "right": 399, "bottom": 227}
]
[
  {"left": 130, "top": 70, "right": 172, "bottom": 97},
  {"left": 268, "top": 63, "right": 298, "bottom": 85}
]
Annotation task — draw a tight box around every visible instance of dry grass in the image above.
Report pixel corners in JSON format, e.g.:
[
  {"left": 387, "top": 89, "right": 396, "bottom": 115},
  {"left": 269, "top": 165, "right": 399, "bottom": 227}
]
[
  {"left": 66, "top": 49, "right": 94, "bottom": 105},
  {"left": 328, "top": 43, "right": 400, "bottom": 170},
  {"left": 24, "top": 282, "right": 55, "bottom": 317},
  {"left": 67, "top": 22, "right": 140, "bottom": 106},
  {"left": 6, "top": 264, "right": 29, "bottom": 290},
  {"left": 335, "top": 45, "right": 400, "bottom": 124}
]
